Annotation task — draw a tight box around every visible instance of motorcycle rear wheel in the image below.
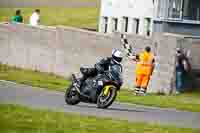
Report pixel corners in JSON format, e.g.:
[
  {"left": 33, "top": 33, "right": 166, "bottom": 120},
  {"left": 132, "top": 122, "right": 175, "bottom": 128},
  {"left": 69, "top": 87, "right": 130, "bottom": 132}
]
[
  {"left": 97, "top": 85, "right": 117, "bottom": 109},
  {"left": 65, "top": 85, "right": 80, "bottom": 105}
]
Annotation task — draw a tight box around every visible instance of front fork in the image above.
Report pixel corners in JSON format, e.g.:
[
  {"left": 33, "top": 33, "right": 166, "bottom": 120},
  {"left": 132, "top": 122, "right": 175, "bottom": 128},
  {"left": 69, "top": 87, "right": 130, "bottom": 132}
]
[{"left": 103, "top": 85, "right": 114, "bottom": 96}]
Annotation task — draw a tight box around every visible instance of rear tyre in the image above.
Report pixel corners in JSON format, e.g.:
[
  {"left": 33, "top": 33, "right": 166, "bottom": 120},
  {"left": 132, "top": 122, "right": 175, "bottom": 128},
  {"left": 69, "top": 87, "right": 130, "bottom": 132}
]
[
  {"left": 97, "top": 85, "right": 117, "bottom": 109},
  {"left": 65, "top": 85, "right": 80, "bottom": 105}
]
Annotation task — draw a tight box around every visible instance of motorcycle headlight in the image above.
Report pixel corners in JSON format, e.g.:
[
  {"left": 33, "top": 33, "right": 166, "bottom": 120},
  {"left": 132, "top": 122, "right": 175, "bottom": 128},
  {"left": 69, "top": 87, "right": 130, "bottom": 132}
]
[{"left": 98, "top": 81, "right": 103, "bottom": 86}]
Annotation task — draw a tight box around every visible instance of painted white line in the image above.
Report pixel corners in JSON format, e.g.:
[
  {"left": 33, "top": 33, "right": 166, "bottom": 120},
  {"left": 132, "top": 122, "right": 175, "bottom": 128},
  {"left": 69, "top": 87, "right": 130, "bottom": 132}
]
[
  {"left": 0, "top": 80, "right": 17, "bottom": 84},
  {"left": 0, "top": 80, "right": 64, "bottom": 96}
]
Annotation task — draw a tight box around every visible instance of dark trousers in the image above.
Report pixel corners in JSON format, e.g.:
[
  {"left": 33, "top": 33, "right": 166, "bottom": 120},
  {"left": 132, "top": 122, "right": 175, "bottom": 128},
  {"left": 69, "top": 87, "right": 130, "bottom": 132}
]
[{"left": 176, "top": 70, "right": 184, "bottom": 92}]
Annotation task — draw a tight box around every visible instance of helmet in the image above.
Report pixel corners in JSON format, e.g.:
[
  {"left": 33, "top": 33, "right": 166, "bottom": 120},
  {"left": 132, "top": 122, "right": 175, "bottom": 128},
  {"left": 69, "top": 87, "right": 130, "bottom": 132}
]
[{"left": 112, "top": 49, "right": 123, "bottom": 64}]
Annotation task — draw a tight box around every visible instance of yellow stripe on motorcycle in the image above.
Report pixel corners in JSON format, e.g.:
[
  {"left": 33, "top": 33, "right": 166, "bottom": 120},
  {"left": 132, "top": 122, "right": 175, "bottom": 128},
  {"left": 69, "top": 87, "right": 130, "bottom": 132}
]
[{"left": 103, "top": 85, "right": 114, "bottom": 96}]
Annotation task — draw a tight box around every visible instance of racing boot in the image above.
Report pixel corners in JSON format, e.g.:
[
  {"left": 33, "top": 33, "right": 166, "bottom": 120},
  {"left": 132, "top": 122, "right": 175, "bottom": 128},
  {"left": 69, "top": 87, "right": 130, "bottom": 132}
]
[
  {"left": 71, "top": 74, "right": 82, "bottom": 93},
  {"left": 74, "top": 76, "right": 86, "bottom": 91},
  {"left": 74, "top": 79, "right": 81, "bottom": 88},
  {"left": 134, "top": 87, "right": 140, "bottom": 96},
  {"left": 139, "top": 88, "right": 147, "bottom": 96}
]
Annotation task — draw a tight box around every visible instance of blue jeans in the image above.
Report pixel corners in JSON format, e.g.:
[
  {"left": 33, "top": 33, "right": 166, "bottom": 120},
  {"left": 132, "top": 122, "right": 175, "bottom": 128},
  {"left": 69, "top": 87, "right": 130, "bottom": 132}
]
[{"left": 176, "top": 71, "right": 184, "bottom": 92}]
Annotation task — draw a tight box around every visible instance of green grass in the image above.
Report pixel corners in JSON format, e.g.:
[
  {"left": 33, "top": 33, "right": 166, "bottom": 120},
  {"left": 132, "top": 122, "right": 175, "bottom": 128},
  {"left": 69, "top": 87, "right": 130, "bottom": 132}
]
[
  {"left": 0, "top": 64, "right": 70, "bottom": 91},
  {"left": 1, "top": 63, "right": 200, "bottom": 112},
  {"left": 117, "top": 90, "right": 200, "bottom": 112},
  {"left": 0, "top": 7, "right": 99, "bottom": 30},
  {"left": 0, "top": 104, "right": 199, "bottom": 133}
]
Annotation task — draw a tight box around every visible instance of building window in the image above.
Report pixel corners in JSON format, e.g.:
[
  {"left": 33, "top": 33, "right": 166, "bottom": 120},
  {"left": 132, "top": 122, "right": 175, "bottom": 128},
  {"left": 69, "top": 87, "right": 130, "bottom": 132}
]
[
  {"left": 145, "top": 18, "right": 151, "bottom": 36},
  {"left": 103, "top": 17, "right": 108, "bottom": 33},
  {"left": 135, "top": 19, "right": 140, "bottom": 34},
  {"left": 112, "top": 18, "right": 118, "bottom": 32},
  {"left": 167, "top": 0, "right": 200, "bottom": 21},
  {"left": 123, "top": 17, "right": 129, "bottom": 32},
  {"left": 183, "top": 0, "right": 200, "bottom": 21},
  {"left": 156, "top": 0, "right": 166, "bottom": 18},
  {"left": 168, "top": 0, "right": 183, "bottom": 19},
  {"left": 156, "top": 0, "right": 161, "bottom": 18},
  {"left": 131, "top": 18, "right": 140, "bottom": 34}
]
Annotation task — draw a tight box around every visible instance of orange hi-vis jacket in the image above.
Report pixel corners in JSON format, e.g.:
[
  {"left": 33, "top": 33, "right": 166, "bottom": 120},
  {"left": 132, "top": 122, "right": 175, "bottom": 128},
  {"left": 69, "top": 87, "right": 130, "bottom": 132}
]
[{"left": 135, "top": 51, "right": 154, "bottom": 75}]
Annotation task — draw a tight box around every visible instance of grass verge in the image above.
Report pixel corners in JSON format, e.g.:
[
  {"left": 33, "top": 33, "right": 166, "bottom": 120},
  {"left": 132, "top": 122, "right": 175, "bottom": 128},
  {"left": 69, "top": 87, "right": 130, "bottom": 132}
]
[
  {"left": 0, "top": 64, "right": 200, "bottom": 112},
  {"left": 0, "top": 104, "right": 199, "bottom": 133},
  {"left": 0, "top": 64, "right": 71, "bottom": 91},
  {"left": 0, "top": 7, "right": 99, "bottom": 30}
]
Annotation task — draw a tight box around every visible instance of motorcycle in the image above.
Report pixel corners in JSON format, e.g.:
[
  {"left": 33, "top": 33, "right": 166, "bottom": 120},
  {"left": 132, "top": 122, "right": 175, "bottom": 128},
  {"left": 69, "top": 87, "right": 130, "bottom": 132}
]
[{"left": 65, "top": 64, "right": 123, "bottom": 109}]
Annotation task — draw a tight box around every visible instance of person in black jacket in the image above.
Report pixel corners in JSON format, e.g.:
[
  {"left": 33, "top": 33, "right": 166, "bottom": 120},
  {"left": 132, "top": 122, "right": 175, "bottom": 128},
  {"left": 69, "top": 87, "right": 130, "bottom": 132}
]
[
  {"left": 76, "top": 49, "right": 123, "bottom": 88},
  {"left": 175, "top": 48, "right": 191, "bottom": 94}
]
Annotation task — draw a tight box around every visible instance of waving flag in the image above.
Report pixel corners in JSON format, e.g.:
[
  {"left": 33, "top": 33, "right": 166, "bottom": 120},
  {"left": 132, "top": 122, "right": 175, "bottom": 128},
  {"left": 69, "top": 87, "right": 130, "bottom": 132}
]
[{"left": 120, "top": 34, "right": 134, "bottom": 58}]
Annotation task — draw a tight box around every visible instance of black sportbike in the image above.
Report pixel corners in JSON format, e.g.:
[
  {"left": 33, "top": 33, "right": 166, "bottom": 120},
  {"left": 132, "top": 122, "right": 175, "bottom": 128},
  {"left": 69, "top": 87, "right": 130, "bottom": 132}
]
[{"left": 65, "top": 64, "right": 123, "bottom": 109}]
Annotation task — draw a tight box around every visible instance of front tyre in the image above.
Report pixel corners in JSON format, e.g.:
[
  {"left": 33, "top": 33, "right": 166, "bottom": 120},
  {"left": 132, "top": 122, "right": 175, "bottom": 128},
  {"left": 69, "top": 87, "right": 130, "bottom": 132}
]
[
  {"left": 97, "top": 85, "right": 117, "bottom": 109},
  {"left": 65, "top": 85, "right": 80, "bottom": 105}
]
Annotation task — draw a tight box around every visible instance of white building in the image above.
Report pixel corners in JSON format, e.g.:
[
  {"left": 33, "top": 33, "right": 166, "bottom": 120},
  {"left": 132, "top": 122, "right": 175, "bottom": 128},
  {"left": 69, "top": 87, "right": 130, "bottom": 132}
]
[
  {"left": 99, "top": 0, "right": 200, "bottom": 36},
  {"left": 98, "top": 0, "right": 154, "bottom": 36},
  {"left": 153, "top": 0, "right": 200, "bottom": 36}
]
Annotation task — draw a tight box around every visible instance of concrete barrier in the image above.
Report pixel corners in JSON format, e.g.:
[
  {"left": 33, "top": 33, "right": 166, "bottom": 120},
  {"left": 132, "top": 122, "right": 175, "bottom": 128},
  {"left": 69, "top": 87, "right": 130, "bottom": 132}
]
[{"left": 0, "top": 23, "right": 198, "bottom": 94}]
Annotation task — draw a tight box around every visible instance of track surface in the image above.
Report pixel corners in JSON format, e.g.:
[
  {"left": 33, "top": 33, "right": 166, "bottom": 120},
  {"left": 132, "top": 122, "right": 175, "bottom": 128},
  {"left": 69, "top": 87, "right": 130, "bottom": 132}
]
[{"left": 0, "top": 81, "right": 200, "bottom": 129}]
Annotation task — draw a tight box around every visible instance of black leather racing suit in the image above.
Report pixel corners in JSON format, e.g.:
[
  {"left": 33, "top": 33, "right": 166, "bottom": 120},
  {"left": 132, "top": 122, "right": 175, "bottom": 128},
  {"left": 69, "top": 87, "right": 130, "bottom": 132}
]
[{"left": 78, "top": 57, "right": 121, "bottom": 87}]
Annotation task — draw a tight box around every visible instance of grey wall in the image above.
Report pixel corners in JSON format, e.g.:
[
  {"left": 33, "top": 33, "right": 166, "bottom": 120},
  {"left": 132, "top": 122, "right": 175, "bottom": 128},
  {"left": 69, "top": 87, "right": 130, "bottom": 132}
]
[{"left": 0, "top": 23, "right": 188, "bottom": 94}]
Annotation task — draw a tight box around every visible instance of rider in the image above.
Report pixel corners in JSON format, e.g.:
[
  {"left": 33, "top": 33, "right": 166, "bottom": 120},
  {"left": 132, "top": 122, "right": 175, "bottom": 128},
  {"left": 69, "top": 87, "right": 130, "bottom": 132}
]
[{"left": 75, "top": 49, "right": 123, "bottom": 89}]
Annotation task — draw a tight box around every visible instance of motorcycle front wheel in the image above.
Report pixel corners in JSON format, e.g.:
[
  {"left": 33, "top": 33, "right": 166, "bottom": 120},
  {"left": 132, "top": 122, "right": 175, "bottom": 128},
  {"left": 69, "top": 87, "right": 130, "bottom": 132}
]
[
  {"left": 97, "top": 85, "right": 117, "bottom": 109},
  {"left": 65, "top": 85, "right": 80, "bottom": 105}
]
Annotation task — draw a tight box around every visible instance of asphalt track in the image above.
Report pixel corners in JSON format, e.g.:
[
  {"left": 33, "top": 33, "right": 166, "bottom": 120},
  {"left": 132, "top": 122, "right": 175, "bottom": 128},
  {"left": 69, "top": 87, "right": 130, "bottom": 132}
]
[{"left": 0, "top": 80, "right": 200, "bottom": 129}]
